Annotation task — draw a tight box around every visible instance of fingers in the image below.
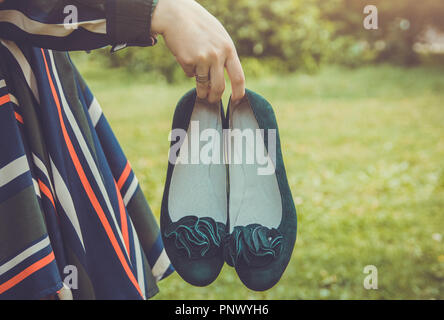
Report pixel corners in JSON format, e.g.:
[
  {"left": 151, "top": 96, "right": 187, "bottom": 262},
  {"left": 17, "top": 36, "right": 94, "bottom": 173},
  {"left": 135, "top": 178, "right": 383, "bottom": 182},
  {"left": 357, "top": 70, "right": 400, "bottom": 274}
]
[
  {"left": 181, "top": 61, "right": 195, "bottom": 78},
  {"left": 225, "top": 53, "right": 245, "bottom": 102},
  {"left": 208, "top": 61, "right": 225, "bottom": 103},
  {"left": 195, "top": 63, "right": 210, "bottom": 99}
]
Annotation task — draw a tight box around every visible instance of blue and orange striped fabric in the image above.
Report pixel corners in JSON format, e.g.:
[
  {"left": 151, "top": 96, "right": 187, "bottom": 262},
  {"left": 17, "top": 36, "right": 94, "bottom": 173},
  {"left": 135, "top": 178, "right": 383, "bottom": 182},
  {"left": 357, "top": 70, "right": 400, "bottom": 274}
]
[{"left": 0, "top": 0, "right": 173, "bottom": 300}]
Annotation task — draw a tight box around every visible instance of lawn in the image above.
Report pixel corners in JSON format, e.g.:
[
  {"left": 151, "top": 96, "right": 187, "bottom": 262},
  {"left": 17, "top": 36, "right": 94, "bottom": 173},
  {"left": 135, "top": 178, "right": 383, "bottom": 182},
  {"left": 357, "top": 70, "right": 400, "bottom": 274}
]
[{"left": 71, "top": 55, "right": 444, "bottom": 299}]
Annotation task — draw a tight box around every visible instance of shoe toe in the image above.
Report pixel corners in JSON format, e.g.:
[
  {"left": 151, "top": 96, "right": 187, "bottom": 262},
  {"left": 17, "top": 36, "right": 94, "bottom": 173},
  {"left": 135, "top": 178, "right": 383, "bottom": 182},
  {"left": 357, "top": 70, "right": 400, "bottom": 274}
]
[
  {"left": 173, "top": 254, "right": 224, "bottom": 287},
  {"left": 235, "top": 265, "right": 283, "bottom": 292}
]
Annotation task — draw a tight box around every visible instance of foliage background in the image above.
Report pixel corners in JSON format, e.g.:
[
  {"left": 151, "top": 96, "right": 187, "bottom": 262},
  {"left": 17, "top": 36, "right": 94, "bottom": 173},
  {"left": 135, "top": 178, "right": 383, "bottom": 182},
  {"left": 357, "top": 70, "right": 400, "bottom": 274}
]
[
  {"left": 77, "top": 0, "right": 444, "bottom": 82},
  {"left": 71, "top": 0, "right": 444, "bottom": 299}
]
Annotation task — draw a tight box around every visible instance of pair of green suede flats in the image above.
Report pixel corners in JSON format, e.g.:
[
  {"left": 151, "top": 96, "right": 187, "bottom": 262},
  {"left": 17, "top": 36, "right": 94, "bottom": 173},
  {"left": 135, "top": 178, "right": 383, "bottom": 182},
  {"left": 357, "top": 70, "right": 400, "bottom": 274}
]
[{"left": 160, "top": 88, "right": 297, "bottom": 291}]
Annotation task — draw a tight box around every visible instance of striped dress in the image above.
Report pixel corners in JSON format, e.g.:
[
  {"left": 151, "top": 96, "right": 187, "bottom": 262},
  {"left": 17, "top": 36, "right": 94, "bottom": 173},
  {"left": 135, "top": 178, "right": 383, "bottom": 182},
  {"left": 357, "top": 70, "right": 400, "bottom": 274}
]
[{"left": 0, "top": 0, "right": 173, "bottom": 299}]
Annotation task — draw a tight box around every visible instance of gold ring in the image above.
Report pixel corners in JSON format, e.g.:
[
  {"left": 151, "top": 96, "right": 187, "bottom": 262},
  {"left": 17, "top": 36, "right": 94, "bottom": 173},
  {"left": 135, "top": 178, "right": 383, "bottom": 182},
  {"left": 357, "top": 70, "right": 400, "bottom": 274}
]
[{"left": 195, "top": 74, "right": 210, "bottom": 83}]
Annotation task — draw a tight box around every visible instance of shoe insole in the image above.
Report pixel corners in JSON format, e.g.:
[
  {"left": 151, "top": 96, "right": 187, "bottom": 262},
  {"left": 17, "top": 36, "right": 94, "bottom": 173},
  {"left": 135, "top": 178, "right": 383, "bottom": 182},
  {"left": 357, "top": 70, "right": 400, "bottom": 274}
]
[
  {"left": 228, "top": 100, "right": 282, "bottom": 233},
  {"left": 168, "top": 99, "right": 227, "bottom": 224}
]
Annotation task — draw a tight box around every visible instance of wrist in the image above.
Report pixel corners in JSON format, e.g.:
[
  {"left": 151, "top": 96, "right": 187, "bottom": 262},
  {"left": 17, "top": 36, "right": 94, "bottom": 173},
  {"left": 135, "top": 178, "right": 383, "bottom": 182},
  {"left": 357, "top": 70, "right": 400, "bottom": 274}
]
[
  {"left": 151, "top": 0, "right": 168, "bottom": 35},
  {"left": 151, "top": 0, "right": 188, "bottom": 35}
]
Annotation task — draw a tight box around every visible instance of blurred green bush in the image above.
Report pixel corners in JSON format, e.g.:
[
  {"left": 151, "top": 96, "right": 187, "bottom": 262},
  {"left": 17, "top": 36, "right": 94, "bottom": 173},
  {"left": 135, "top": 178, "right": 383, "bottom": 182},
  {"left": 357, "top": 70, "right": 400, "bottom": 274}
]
[
  {"left": 92, "top": 0, "right": 334, "bottom": 82},
  {"left": 322, "top": 0, "right": 444, "bottom": 65},
  {"left": 201, "top": 0, "right": 333, "bottom": 73},
  {"left": 84, "top": 0, "right": 444, "bottom": 82}
]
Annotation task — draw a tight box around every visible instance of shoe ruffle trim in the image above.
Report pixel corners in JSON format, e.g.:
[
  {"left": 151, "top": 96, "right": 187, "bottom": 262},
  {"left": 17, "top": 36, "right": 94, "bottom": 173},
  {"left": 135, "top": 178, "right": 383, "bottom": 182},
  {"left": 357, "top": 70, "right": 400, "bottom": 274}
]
[
  {"left": 164, "top": 216, "right": 226, "bottom": 259},
  {"left": 223, "top": 224, "right": 284, "bottom": 268}
]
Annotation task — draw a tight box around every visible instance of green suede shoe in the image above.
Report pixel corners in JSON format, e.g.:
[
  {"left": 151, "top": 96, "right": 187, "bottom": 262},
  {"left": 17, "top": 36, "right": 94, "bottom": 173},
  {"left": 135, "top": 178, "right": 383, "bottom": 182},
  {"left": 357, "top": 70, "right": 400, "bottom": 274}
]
[
  {"left": 160, "top": 89, "right": 227, "bottom": 287},
  {"left": 223, "top": 89, "right": 297, "bottom": 291}
]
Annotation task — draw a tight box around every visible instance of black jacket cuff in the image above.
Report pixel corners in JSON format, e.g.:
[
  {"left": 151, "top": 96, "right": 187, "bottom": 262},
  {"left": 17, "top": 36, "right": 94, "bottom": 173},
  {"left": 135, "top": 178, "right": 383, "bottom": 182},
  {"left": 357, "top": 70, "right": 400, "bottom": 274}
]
[{"left": 106, "top": 0, "right": 156, "bottom": 47}]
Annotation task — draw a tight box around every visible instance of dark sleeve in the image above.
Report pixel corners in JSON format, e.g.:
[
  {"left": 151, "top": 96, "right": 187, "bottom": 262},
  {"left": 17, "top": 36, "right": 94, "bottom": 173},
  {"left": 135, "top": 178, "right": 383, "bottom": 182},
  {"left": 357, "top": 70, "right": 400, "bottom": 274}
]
[{"left": 0, "top": 0, "right": 157, "bottom": 51}]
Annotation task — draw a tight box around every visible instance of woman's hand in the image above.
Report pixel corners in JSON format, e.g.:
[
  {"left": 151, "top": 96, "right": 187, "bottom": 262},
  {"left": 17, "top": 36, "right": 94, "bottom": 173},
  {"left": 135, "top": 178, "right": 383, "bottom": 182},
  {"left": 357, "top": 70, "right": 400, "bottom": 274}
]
[{"left": 151, "top": 0, "right": 245, "bottom": 103}]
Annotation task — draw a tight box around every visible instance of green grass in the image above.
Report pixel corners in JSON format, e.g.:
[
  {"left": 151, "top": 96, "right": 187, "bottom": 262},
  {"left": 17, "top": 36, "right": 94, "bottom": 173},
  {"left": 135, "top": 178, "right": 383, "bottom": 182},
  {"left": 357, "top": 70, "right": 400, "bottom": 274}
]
[{"left": 71, "top": 56, "right": 444, "bottom": 299}]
